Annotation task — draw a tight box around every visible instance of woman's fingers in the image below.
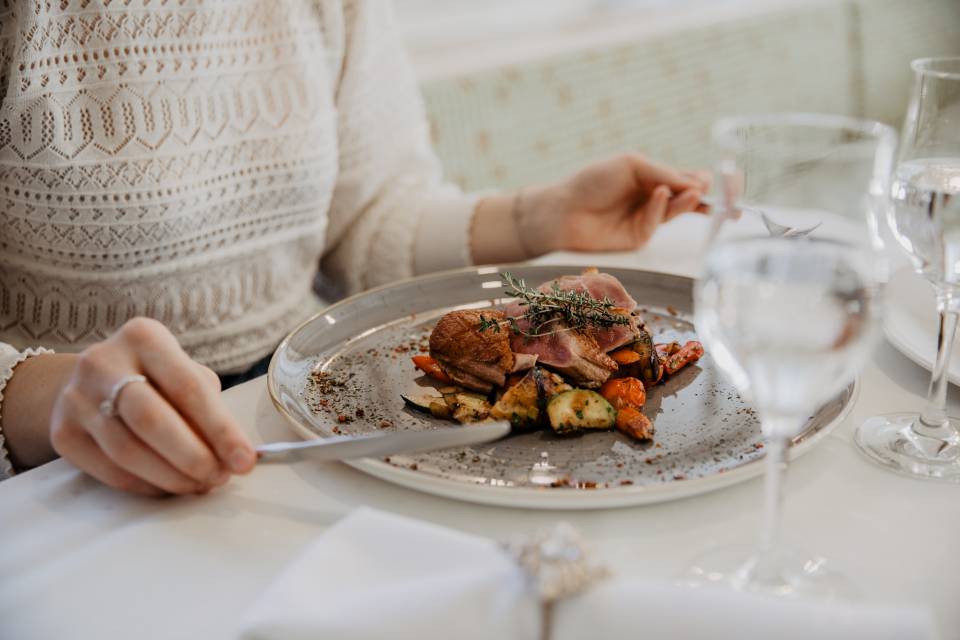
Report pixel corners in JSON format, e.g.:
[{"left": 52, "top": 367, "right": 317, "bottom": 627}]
[
  {"left": 148, "top": 357, "right": 255, "bottom": 474},
  {"left": 628, "top": 154, "right": 700, "bottom": 192},
  {"left": 680, "top": 169, "right": 713, "bottom": 192},
  {"left": 194, "top": 362, "right": 222, "bottom": 393},
  {"left": 70, "top": 330, "right": 228, "bottom": 486},
  {"left": 117, "top": 381, "right": 225, "bottom": 485},
  {"left": 50, "top": 317, "right": 252, "bottom": 497},
  {"left": 73, "top": 436, "right": 166, "bottom": 497},
  {"left": 633, "top": 185, "right": 670, "bottom": 246},
  {"left": 117, "top": 318, "right": 256, "bottom": 475},
  {"left": 665, "top": 188, "right": 705, "bottom": 221},
  {"left": 50, "top": 411, "right": 165, "bottom": 497},
  {"left": 81, "top": 399, "right": 209, "bottom": 496}
]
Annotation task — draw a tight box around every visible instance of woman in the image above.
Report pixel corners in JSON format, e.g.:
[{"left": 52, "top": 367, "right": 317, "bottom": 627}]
[{"left": 0, "top": 0, "right": 709, "bottom": 495}]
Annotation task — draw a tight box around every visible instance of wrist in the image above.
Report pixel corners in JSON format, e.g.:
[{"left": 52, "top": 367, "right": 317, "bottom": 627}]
[
  {"left": 513, "top": 181, "right": 570, "bottom": 257},
  {"left": 470, "top": 181, "right": 571, "bottom": 265},
  {"left": 2, "top": 352, "right": 78, "bottom": 470}
]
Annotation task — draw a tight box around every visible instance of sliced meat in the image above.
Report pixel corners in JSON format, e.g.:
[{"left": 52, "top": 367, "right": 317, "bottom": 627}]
[
  {"left": 590, "top": 308, "right": 639, "bottom": 352},
  {"left": 534, "top": 271, "right": 639, "bottom": 352},
  {"left": 504, "top": 271, "right": 639, "bottom": 387},
  {"left": 544, "top": 272, "right": 637, "bottom": 311},
  {"left": 508, "top": 315, "right": 618, "bottom": 387},
  {"left": 503, "top": 301, "right": 637, "bottom": 356},
  {"left": 429, "top": 309, "right": 514, "bottom": 393}
]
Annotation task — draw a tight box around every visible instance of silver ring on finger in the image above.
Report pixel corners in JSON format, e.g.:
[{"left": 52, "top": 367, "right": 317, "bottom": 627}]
[{"left": 99, "top": 374, "right": 148, "bottom": 418}]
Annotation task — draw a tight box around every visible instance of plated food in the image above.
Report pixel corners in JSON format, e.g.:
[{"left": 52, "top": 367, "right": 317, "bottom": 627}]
[
  {"left": 402, "top": 269, "right": 703, "bottom": 443},
  {"left": 268, "top": 265, "right": 851, "bottom": 509}
]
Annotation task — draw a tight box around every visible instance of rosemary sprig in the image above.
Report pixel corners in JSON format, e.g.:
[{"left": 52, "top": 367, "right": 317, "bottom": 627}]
[
  {"left": 479, "top": 272, "right": 631, "bottom": 337},
  {"left": 477, "top": 315, "right": 502, "bottom": 333}
]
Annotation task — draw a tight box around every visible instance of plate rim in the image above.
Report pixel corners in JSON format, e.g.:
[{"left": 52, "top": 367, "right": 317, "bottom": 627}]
[{"left": 267, "top": 263, "right": 856, "bottom": 510}]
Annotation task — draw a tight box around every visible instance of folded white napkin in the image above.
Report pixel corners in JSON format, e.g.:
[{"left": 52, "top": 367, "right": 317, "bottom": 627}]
[{"left": 239, "top": 508, "right": 937, "bottom": 640}]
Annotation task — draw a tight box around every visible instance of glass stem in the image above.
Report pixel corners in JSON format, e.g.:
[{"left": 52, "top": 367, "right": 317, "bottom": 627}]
[
  {"left": 752, "top": 423, "right": 792, "bottom": 586},
  {"left": 915, "top": 289, "right": 960, "bottom": 440}
]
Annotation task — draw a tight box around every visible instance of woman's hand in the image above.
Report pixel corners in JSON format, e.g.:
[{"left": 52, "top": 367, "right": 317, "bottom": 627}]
[
  {"left": 26, "top": 318, "right": 257, "bottom": 496},
  {"left": 471, "top": 154, "right": 710, "bottom": 264},
  {"left": 523, "top": 154, "right": 711, "bottom": 255}
]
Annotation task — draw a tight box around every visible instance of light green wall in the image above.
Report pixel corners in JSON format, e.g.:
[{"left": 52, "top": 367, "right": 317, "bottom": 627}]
[{"left": 421, "top": 0, "right": 960, "bottom": 190}]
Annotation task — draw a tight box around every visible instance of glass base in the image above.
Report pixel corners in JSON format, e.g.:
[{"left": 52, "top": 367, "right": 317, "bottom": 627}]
[
  {"left": 681, "top": 544, "right": 853, "bottom": 600},
  {"left": 855, "top": 413, "right": 960, "bottom": 481}
]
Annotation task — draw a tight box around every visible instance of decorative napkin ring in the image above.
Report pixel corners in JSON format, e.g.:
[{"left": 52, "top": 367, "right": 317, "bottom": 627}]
[{"left": 503, "top": 523, "right": 610, "bottom": 640}]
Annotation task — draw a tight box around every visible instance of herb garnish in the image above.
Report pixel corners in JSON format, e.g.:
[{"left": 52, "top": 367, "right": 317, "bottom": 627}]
[{"left": 478, "top": 272, "right": 631, "bottom": 337}]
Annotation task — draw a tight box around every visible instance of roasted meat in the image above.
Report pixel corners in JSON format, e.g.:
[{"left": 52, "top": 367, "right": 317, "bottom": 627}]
[
  {"left": 504, "top": 272, "right": 640, "bottom": 387},
  {"left": 506, "top": 322, "right": 619, "bottom": 388},
  {"left": 546, "top": 271, "right": 639, "bottom": 352},
  {"left": 428, "top": 309, "right": 516, "bottom": 393},
  {"left": 548, "top": 271, "right": 637, "bottom": 309}
]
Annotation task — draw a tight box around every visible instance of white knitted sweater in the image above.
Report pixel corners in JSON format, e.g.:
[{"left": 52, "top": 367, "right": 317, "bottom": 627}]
[{"left": 0, "top": 0, "right": 478, "bottom": 475}]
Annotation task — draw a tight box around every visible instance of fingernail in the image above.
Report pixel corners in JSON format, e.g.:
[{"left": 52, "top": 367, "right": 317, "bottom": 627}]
[{"left": 228, "top": 447, "right": 254, "bottom": 473}]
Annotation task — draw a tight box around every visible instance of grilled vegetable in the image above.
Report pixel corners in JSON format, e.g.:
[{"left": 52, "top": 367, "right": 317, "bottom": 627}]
[
  {"left": 610, "top": 348, "right": 641, "bottom": 365},
  {"left": 599, "top": 377, "right": 646, "bottom": 411},
  {"left": 491, "top": 367, "right": 573, "bottom": 429},
  {"left": 411, "top": 355, "right": 452, "bottom": 383},
  {"left": 615, "top": 406, "right": 654, "bottom": 440},
  {"left": 442, "top": 390, "right": 492, "bottom": 423},
  {"left": 491, "top": 367, "right": 542, "bottom": 429},
  {"left": 614, "top": 328, "right": 663, "bottom": 387},
  {"left": 547, "top": 390, "right": 616, "bottom": 434},
  {"left": 401, "top": 393, "right": 452, "bottom": 419},
  {"left": 537, "top": 368, "right": 573, "bottom": 399},
  {"left": 600, "top": 377, "right": 653, "bottom": 442},
  {"left": 663, "top": 341, "right": 704, "bottom": 375},
  {"left": 655, "top": 341, "right": 681, "bottom": 359}
]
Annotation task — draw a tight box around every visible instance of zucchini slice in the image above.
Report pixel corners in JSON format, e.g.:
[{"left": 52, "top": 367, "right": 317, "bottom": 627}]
[
  {"left": 401, "top": 394, "right": 452, "bottom": 419},
  {"left": 444, "top": 391, "right": 492, "bottom": 424},
  {"left": 491, "top": 367, "right": 575, "bottom": 429},
  {"left": 547, "top": 390, "right": 616, "bottom": 434}
]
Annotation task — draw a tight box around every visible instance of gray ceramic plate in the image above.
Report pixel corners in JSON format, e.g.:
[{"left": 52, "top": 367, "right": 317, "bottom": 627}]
[{"left": 268, "top": 265, "right": 855, "bottom": 510}]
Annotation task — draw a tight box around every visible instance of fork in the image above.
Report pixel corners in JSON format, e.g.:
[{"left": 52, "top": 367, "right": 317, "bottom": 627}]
[{"left": 698, "top": 195, "right": 822, "bottom": 239}]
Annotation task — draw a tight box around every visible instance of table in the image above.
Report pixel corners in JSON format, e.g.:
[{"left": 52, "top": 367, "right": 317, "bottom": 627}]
[{"left": 1, "top": 217, "right": 958, "bottom": 639}]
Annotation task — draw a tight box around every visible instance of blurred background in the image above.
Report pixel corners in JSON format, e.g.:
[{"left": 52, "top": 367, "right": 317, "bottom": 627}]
[{"left": 394, "top": 0, "right": 959, "bottom": 190}]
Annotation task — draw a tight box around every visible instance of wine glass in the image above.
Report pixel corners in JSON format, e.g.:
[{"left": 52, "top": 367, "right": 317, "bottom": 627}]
[
  {"left": 856, "top": 57, "right": 960, "bottom": 480},
  {"left": 686, "top": 113, "right": 897, "bottom": 598}
]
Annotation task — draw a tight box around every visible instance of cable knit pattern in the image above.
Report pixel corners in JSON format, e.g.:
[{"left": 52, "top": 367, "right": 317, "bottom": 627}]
[{"left": 0, "top": 0, "right": 476, "bottom": 374}]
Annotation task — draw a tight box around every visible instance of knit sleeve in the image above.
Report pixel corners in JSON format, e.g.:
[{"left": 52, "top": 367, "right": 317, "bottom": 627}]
[
  {"left": 320, "top": 0, "right": 480, "bottom": 295},
  {"left": 0, "top": 344, "right": 54, "bottom": 479}
]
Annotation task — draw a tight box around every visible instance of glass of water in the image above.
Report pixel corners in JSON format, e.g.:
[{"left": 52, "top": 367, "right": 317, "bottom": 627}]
[
  {"left": 856, "top": 57, "right": 960, "bottom": 480},
  {"left": 687, "top": 113, "right": 896, "bottom": 597}
]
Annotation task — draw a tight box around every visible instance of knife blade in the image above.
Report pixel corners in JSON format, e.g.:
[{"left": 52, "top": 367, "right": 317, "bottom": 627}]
[{"left": 255, "top": 420, "right": 511, "bottom": 464}]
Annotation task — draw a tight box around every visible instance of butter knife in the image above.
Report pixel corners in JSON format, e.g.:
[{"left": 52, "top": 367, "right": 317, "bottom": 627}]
[{"left": 256, "top": 421, "right": 510, "bottom": 464}]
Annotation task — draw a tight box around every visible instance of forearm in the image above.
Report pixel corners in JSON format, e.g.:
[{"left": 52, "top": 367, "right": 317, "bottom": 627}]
[
  {"left": 2, "top": 353, "right": 77, "bottom": 469},
  {"left": 469, "top": 191, "right": 526, "bottom": 265},
  {"left": 470, "top": 183, "right": 565, "bottom": 265}
]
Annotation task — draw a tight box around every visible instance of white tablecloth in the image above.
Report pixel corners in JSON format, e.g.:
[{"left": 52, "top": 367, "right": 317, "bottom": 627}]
[{"left": 1, "top": 217, "right": 957, "bottom": 639}]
